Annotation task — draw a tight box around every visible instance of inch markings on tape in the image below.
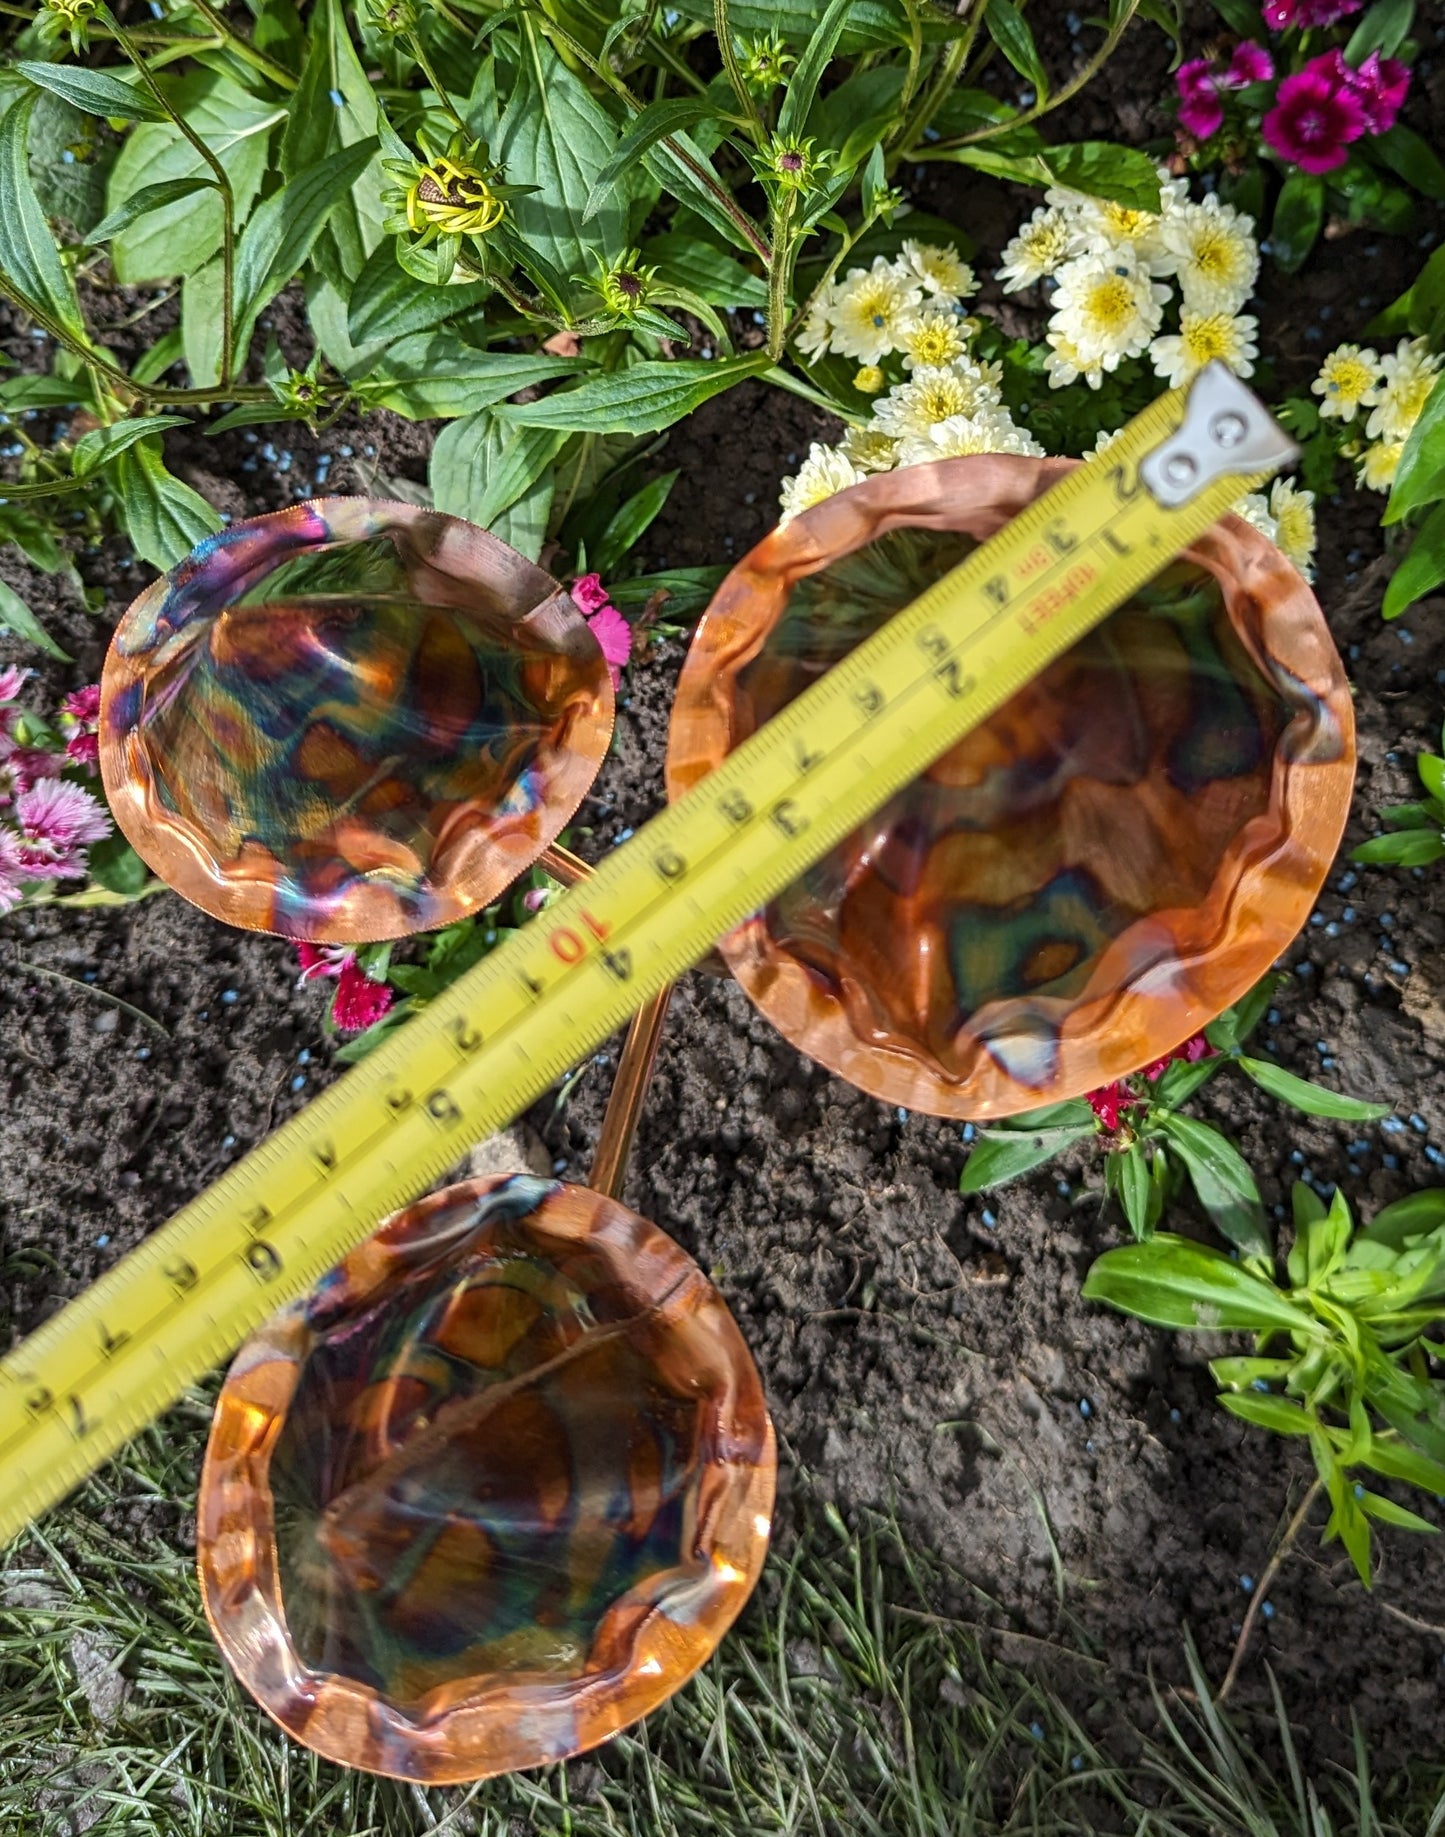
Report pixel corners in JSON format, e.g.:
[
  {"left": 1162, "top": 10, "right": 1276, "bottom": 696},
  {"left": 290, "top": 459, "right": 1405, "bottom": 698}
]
[{"left": 0, "top": 364, "right": 1295, "bottom": 1548}]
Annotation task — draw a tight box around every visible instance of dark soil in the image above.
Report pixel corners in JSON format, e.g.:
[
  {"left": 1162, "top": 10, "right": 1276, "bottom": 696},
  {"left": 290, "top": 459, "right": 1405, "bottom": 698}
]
[{"left": 5, "top": 0, "right": 1445, "bottom": 1800}]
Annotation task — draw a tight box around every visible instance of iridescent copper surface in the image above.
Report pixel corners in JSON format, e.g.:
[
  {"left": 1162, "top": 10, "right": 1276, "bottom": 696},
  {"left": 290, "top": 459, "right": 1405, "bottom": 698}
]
[
  {"left": 665, "top": 456, "right": 1355, "bottom": 1119},
  {"left": 197, "top": 1176, "right": 775, "bottom": 1782},
  {"left": 100, "top": 501, "right": 612, "bottom": 943}
]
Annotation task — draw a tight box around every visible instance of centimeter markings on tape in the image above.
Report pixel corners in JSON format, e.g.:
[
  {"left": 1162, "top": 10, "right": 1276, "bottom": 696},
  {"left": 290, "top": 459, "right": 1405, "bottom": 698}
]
[{"left": 0, "top": 365, "right": 1296, "bottom": 1547}]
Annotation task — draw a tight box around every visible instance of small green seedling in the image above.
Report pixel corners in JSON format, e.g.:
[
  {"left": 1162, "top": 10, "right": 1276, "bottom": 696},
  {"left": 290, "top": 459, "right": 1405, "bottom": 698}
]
[
  {"left": 960, "top": 976, "right": 1390, "bottom": 1255},
  {"left": 1084, "top": 1183, "right": 1445, "bottom": 1586},
  {"left": 1352, "top": 719, "right": 1445, "bottom": 870}
]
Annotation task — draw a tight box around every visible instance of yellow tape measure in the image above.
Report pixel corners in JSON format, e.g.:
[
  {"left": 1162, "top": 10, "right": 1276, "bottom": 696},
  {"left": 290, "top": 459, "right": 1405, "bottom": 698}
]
[{"left": 0, "top": 365, "right": 1294, "bottom": 1547}]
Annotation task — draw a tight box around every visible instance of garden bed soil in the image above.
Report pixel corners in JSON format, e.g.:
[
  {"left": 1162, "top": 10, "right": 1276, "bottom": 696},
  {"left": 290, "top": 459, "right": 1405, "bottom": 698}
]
[{"left": 5, "top": 0, "right": 1445, "bottom": 1794}]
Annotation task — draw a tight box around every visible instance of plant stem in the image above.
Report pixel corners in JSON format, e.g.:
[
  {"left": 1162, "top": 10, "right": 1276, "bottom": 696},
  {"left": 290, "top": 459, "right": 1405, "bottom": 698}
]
[
  {"left": 896, "top": 0, "right": 924, "bottom": 118},
  {"left": 104, "top": 9, "right": 236, "bottom": 385},
  {"left": 11, "top": 959, "right": 169, "bottom": 1038},
  {"left": 177, "top": 0, "right": 298, "bottom": 90},
  {"left": 766, "top": 190, "right": 796, "bottom": 362},
  {"left": 892, "top": 12, "right": 984, "bottom": 158},
  {"left": 712, "top": 0, "right": 765, "bottom": 146},
  {"left": 1216, "top": 1478, "right": 1322, "bottom": 1703},
  {"left": 406, "top": 29, "right": 468, "bottom": 132},
  {"left": 917, "top": 1, "right": 1141, "bottom": 153}
]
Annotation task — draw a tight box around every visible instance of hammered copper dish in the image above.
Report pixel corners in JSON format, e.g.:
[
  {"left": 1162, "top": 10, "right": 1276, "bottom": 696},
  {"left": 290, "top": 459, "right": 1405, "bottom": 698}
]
[
  {"left": 665, "top": 455, "right": 1355, "bottom": 1120},
  {"left": 100, "top": 501, "right": 612, "bottom": 943},
  {"left": 197, "top": 1174, "right": 776, "bottom": 1783}
]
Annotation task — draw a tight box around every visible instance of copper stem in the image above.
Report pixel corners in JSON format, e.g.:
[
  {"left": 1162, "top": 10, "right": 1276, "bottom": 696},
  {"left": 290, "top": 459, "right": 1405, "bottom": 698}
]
[
  {"left": 589, "top": 988, "right": 673, "bottom": 1201},
  {"left": 534, "top": 841, "right": 672, "bottom": 1198}
]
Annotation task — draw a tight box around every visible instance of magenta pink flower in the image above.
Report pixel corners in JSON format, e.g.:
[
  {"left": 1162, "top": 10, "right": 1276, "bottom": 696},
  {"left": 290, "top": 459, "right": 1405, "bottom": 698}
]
[
  {"left": 586, "top": 604, "right": 632, "bottom": 690},
  {"left": 60, "top": 683, "right": 102, "bottom": 769},
  {"left": 1225, "top": 41, "right": 1274, "bottom": 86},
  {"left": 296, "top": 942, "right": 395, "bottom": 1033},
  {"left": 12, "top": 777, "right": 111, "bottom": 879},
  {"left": 569, "top": 572, "right": 612, "bottom": 617},
  {"left": 1263, "top": 0, "right": 1361, "bottom": 27},
  {"left": 0, "top": 666, "right": 29, "bottom": 707},
  {"left": 0, "top": 829, "right": 26, "bottom": 913},
  {"left": 1176, "top": 57, "right": 1225, "bottom": 139},
  {"left": 1087, "top": 1081, "right": 1139, "bottom": 1134},
  {"left": 1322, "top": 48, "right": 1410, "bottom": 134},
  {"left": 1262, "top": 64, "right": 1368, "bottom": 172},
  {"left": 0, "top": 740, "right": 62, "bottom": 808}
]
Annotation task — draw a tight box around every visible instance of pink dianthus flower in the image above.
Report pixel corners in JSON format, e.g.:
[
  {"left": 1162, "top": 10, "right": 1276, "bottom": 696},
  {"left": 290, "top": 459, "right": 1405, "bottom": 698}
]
[
  {"left": 12, "top": 777, "right": 111, "bottom": 879},
  {"left": 1263, "top": 0, "right": 1362, "bottom": 27},
  {"left": 1226, "top": 40, "right": 1275, "bottom": 86},
  {"left": 1323, "top": 47, "right": 1410, "bottom": 134},
  {"left": 1176, "top": 56, "right": 1226, "bottom": 139},
  {"left": 0, "top": 740, "right": 62, "bottom": 807},
  {"left": 1262, "top": 63, "right": 1367, "bottom": 172},
  {"left": 296, "top": 942, "right": 395, "bottom": 1034},
  {"left": 0, "top": 828, "right": 25, "bottom": 913},
  {"left": 569, "top": 572, "right": 612, "bottom": 617},
  {"left": 60, "top": 682, "right": 102, "bottom": 769},
  {"left": 586, "top": 604, "right": 632, "bottom": 690}
]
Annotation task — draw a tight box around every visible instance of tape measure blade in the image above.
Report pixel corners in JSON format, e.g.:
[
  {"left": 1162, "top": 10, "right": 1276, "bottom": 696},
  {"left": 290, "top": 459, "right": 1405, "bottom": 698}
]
[{"left": 0, "top": 375, "right": 1291, "bottom": 1548}]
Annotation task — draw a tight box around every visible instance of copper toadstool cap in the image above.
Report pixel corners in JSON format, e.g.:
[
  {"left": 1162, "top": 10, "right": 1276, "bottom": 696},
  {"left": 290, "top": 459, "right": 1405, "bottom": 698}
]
[
  {"left": 197, "top": 1175, "right": 776, "bottom": 1783},
  {"left": 665, "top": 455, "right": 1355, "bottom": 1120},
  {"left": 100, "top": 501, "right": 613, "bottom": 943}
]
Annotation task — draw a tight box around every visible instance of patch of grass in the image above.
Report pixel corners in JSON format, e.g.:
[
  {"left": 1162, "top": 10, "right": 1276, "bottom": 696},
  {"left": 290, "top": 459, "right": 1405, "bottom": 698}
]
[{"left": 2, "top": 1401, "right": 1444, "bottom": 1837}]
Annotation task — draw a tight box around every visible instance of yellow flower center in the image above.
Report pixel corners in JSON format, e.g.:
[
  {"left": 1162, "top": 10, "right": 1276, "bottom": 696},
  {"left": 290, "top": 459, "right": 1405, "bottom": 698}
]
[
  {"left": 1190, "top": 227, "right": 1236, "bottom": 281},
  {"left": 1104, "top": 204, "right": 1154, "bottom": 240},
  {"left": 1181, "top": 314, "right": 1235, "bottom": 366},
  {"left": 1389, "top": 373, "right": 1434, "bottom": 426},
  {"left": 1326, "top": 356, "right": 1375, "bottom": 404},
  {"left": 1275, "top": 502, "right": 1313, "bottom": 556},
  {"left": 1082, "top": 274, "right": 1136, "bottom": 336},
  {"left": 907, "top": 323, "right": 963, "bottom": 367}
]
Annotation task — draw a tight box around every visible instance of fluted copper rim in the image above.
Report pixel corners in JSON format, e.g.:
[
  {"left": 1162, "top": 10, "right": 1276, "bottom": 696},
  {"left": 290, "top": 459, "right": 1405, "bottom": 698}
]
[
  {"left": 664, "top": 456, "right": 1356, "bottom": 1120},
  {"left": 100, "top": 499, "right": 614, "bottom": 944},
  {"left": 196, "top": 1176, "right": 776, "bottom": 1783}
]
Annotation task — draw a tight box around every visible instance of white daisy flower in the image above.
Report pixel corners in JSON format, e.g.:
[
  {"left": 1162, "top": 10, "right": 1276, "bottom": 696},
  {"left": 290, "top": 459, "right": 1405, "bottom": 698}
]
[
  {"left": 1269, "top": 477, "right": 1316, "bottom": 579},
  {"left": 896, "top": 410, "right": 1043, "bottom": 467},
  {"left": 897, "top": 307, "right": 972, "bottom": 372},
  {"left": 795, "top": 283, "right": 837, "bottom": 360},
  {"left": 1233, "top": 491, "right": 1278, "bottom": 543},
  {"left": 997, "top": 205, "right": 1077, "bottom": 292},
  {"left": 1043, "top": 328, "right": 1090, "bottom": 391},
  {"left": 779, "top": 443, "right": 864, "bottom": 523},
  {"left": 828, "top": 257, "right": 923, "bottom": 363},
  {"left": 1357, "top": 438, "right": 1405, "bottom": 494},
  {"left": 900, "top": 239, "right": 976, "bottom": 303},
  {"left": 1063, "top": 194, "right": 1171, "bottom": 274},
  {"left": 1365, "top": 336, "right": 1443, "bottom": 445},
  {"left": 1312, "top": 343, "right": 1383, "bottom": 424},
  {"left": 873, "top": 361, "right": 1001, "bottom": 439},
  {"left": 1046, "top": 253, "right": 1169, "bottom": 387},
  {"left": 1159, "top": 195, "right": 1259, "bottom": 314},
  {"left": 1149, "top": 308, "right": 1259, "bottom": 388},
  {"left": 1092, "top": 426, "right": 1124, "bottom": 453},
  {"left": 839, "top": 424, "right": 900, "bottom": 473}
]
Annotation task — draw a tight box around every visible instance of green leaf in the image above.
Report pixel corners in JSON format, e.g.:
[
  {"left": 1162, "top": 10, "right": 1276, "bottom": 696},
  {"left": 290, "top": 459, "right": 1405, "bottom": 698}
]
[
  {"left": 1218, "top": 1393, "right": 1316, "bottom": 1436},
  {"left": 609, "top": 566, "right": 727, "bottom": 620},
  {"left": 1083, "top": 1236, "right": 1315, "bottom": 1333},
  {"left": 1205, "top": 973, "right": 1279, "bottom": 1053},
  {"left": 14, "top": 62, "right": 168, "bottom": 123},
  {"left": 181, "top": 257, "right": 225, "bottom": 391},
  {"left": 1042, "top": 142, "right": 1161, "bottom": 212},
  {"left": 280, "top": 0, "right": 381, "bottom": 280},
  {"left": 666, "top": 0, "right": 941, "bottom": 52},
  {"left": 593, "top": 470, "right": 678, "bottom": 577},
  {"left": 1365, "top": 1190, "right": 1445, "bottom": 1251},
  {"left": 1237, "top": 1057, "right": 1391, "bottom": 1122},
  {"left": 1116, "top": 1143, "right": 1155, "bottom": 1240},
  {"left": 0, "top": 93, "right": 85, "bottom": 338},
  {"left": 1152, "top": 1054, "right": 1223, "bottom": 1108},
  {"left": 107, "top": 73, "right": 285, "bottom": 284},
  {"left": 1359, "top": 1436, "right": 1445, "bottom": 1495},
  {"left": 959, "top": 1122, "right": 1095, "bottom": 1193},
  {"left": 72, "top": 414, "right": 190, "bottom": 479},
  {"left": 778, "top": 0, "right": 856, "bottom": 140},
  {"left": 498, "top": 25, "right": 626, "bottom": 301},
  {"left": 429, "top": 410, "right": 570, "bottom": 531},
  {"left": 985, "top": 0, "right": 1048, "bottom": 98},
  {"left": 1352, "top": 829, "right": 1445, "bottom": 867},
  {"left": 1270, "top": 168, "right": 1325, "bottom": 276},
  {"left": 643, "top": 233, "right": 768, "bottom": 309},
  {"left": 1373, "top": 124, "right": 1445, "bottom": 202},
  {"left": 1345, "top": 0, "right": 1415, "bottom": 63},
  {"left": 0, "top": 579, "right": 69, "bottom": 658},
  {"left": 357, "top": 335, "right": 583, "bottom": 419},
  {"left": 1357, "top": 1490, "right": 1438, "bottom": 1535},
  {"left": 642, "top": 132, "right": 763, "bottom": 257},
  {"left": 110, "top": 437, "right": 223, "bottom": 573},
  {"left": 83, "top": 833, "right": 151, "bottom": 897},
  {"left": 1383, "top": 501, "right": 1445, "bottom": 619},
  {"left": 231, "top": 137, "right": 379, "bottom": 356},
  {"left": 489, "top": 463, "right": 555, "bottom": 564},
  {"left": 1155, "top": 1114, "right": 1269, "bottom": 1256},
  {"left": 0, "top": 373, "right": 88, "bottom": 411},
  {"left": 1208, "top": 0, "right": 1263, "bottom": 32},
  {"left": 1370, "top": 244, "right": 1445, "bottom": 341},
  {"left": 346, "top": 242, "right": 492, "bottom": 344},
  {"left": 585, "top": 98, "right": 717, "bottom": 223},
  {"left": 495, "top": 355, "right": 770, "bottom": 436},
  {"left": 84, "top": 176, "right": 219, "bottom": 248},
  {"left": 1386, "top": 372, "right": 1445, "bottom": 525}
]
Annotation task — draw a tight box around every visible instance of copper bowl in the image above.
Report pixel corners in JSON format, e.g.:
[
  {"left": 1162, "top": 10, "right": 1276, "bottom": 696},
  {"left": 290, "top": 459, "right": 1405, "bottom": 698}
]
[
  {"left": 665, "top": 456, "right": 1355, "bottom": 1119},
  {"left": 100, "top": 501, "right": 612, "bottom": 943},
  {"left": 197, "top": 1175, "right": 775, "bottom": 1783}
]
